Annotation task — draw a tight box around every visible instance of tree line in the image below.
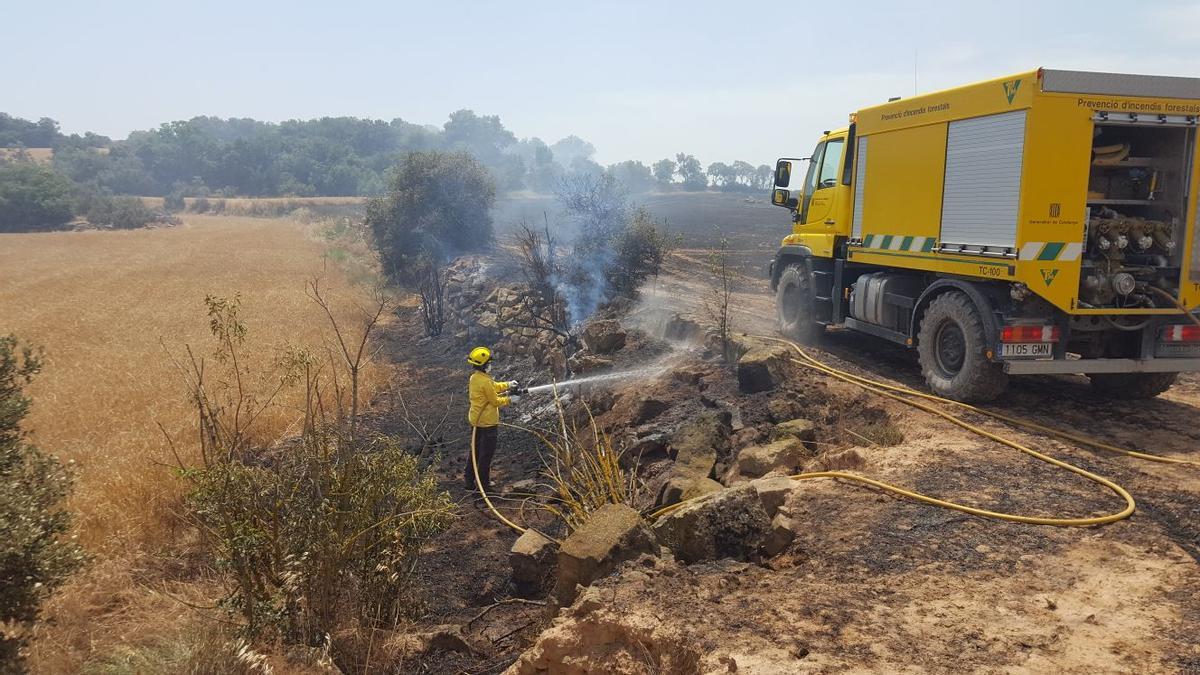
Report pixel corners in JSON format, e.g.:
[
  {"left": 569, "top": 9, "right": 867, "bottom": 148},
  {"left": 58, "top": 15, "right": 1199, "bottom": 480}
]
[{"left": 0, "top": 112, "right": 775, "bottom": 199}]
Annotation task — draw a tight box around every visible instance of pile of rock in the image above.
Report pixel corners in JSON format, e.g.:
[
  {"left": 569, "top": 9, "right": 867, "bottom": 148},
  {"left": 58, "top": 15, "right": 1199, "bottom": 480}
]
[
  {"left": 441, "top": 256, "right": 570, "bottom": 376},
  {"left": 510, "top": 409, "right": 837, "bottom": 603}
]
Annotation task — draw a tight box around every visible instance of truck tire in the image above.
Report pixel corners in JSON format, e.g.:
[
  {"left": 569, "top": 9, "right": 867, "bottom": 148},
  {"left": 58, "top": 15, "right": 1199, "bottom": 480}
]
[
  {"left": 776, "top": 262, "right": 820, "bottom": 343},
  {"left": 917, "top": 291, "right": 1008, "bottom": 402},
  {"left": 1087, "top": 372, "right": 1177, "bottom": 399}
]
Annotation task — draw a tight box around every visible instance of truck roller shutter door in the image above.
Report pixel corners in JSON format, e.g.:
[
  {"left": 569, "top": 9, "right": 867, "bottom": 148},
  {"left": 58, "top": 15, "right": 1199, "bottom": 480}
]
[
  {"left": 852, "top": 136, "right": 868, "bottom": 239},
  {"left": 940, "top": 110, "right": 1026, "bottom": 250}
]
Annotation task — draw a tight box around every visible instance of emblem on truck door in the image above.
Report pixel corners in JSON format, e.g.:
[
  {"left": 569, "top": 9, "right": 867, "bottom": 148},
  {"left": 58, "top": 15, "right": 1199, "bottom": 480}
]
[
  {"left": 1040, "top": 269, "right": 1059, "bottom": 286},
  {"left": 1003, "top": 79, "right": 1022, "bottom": 104}
]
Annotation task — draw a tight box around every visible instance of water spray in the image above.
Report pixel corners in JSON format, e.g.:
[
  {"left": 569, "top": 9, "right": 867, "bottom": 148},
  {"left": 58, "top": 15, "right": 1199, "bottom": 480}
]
[{"left": 523, "top": 366, "right": 668, "bottom": 395}]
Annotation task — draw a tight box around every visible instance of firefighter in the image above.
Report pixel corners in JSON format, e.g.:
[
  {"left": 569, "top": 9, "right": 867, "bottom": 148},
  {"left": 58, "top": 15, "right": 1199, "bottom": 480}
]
[{"left": 465, "top": 346, "right": 520, "bottom": 494}]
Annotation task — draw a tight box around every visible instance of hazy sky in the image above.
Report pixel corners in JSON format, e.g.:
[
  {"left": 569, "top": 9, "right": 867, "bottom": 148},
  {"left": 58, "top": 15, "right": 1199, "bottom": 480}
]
[{"left": 5, "top": 0, "right": 1199, "bottom": 166}]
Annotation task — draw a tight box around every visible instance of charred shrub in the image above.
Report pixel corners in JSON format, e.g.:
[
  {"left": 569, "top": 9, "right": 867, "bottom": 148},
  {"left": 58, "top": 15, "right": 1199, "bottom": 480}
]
[
  {"left": 0, "top": 336, "right": 86, "bottom": 665},
  {"left": 546, "top": 175, "right": 675, "bottom": 324}
]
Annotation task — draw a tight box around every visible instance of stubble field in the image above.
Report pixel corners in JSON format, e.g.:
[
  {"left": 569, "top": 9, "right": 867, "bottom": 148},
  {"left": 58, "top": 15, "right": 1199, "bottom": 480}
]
[{"left": 0, "top": 214, "right": 387, "bottom": 671}]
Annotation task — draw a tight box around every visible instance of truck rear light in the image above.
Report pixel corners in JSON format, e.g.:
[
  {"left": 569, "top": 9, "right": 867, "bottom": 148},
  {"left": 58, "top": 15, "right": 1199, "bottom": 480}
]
[
  {"left": 1000, "top": 325, "right": 1060, "bottom": 342},
  {"left": 1159, "top": 324, "right": 1200, "bottom": 342}
]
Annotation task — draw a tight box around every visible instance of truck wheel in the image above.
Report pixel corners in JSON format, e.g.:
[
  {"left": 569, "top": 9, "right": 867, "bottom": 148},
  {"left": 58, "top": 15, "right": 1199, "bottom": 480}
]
[
  {"left": 1087, "top": 372, "right": 1177, "bottom": 399},
  {"left": 917, "top": 291, "right": 1007, "bottom": 402},
  {"left": 776, "top": 262, "right": 820, "bottom": 343}
]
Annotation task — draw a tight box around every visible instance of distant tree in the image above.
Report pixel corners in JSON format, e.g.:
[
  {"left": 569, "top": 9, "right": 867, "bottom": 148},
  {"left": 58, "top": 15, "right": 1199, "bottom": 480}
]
[
  {"left": 555, "top": 171, "right": 628, "bottom": 238},
  {"left": 755, "top": 164, "right": 774, "bottom": 190},
  {"left": 708, "top": 161, "right": 742, "bottom": 189},
  {"left": 0, "top": 163, "right": 75, "bottom": 232},
  {"left": 652, "top": 158, "right": 676, "bottom": 186},
  {"left": 568, "top": 155, "right": 604, "bottom": 178},
  {"left": 606, "top": 160, "right": 654, "bottom": 193},
  {"left": 550, "top": 135, "right": 596, "bottom": 168},
  {"left": 442, "top": 110, "right": 526, "bottom": 192},
  {"left": 731, "top": 160, "right": 757, "bottom": 189},
  {"left": 367, "top": 151, "right": 496, "bottom": 335},
  {"left": 525, "top": 139, "right": 562, "bottom": 193},
  {"left": 675, "top": 153, "right": 706, "bottom": 191},
  {"left": 0, "top": 336, "right": 85, "bottom": 665},
  {"left": 0, "top": 114, "right": 61, "bottom": 148}
]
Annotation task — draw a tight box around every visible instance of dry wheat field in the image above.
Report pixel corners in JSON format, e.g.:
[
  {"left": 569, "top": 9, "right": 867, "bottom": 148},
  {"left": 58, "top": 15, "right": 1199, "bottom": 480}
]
[{"left": 0, "top": 214, "right": 387, "bottom": 672}]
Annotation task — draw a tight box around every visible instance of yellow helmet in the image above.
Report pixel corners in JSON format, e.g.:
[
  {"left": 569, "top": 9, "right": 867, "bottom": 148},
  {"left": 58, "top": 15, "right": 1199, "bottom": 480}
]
[{"left": 467, "top": 346, "right": 492, "bottom": 367}]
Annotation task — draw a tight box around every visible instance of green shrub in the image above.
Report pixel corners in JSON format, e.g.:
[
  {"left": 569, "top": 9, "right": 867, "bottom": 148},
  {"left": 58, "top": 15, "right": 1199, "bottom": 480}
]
[
  {"left": 163, "top": 191, "right": 186, "bottom": 213},
  {"left": 608, "top": 207, "right": 675, "bottom": 297},
  {"left": 177, "top": 295, "right": 454, "bottom": 644},
  {"left": 86, "top": 195, "right": 158, "bottom": 229},
  {"left": 0, "top": 163, "right": 75, "bottom": 232},
  {"left": 0, "top": 336, "right": 86, "bottom": 665},
  {"left": 366, "top": 151, "right": 496, "bottom": 335}
]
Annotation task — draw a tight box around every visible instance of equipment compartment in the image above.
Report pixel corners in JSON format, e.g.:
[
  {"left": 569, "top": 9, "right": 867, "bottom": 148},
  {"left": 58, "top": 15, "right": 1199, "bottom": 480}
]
[{"left": 1081, "top": 122, "right": 1196, "bottom": 308}]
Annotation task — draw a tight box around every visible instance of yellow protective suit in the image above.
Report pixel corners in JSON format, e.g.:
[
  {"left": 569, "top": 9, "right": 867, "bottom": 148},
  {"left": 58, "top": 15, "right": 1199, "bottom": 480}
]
[{"left": 468, "top": 370, "right": 511, "bottom": 427}]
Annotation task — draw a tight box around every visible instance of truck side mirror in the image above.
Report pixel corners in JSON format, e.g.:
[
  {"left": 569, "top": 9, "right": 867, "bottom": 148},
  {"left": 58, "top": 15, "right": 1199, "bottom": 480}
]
[
  {"left": 774, "top": 160, "right": 792, "bottom": 188},
  {"left": 772, "top": 189, "right": 799, "bottom": 209}
]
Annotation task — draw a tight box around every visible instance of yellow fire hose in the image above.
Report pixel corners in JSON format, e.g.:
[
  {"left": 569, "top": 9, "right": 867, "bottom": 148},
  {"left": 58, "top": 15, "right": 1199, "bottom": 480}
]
[
  {"left": 470, "top": 427, "right": 528, "bottom": 533},
  {"left": 473, "top": 331, "right": 1200, "bottom": 533}
]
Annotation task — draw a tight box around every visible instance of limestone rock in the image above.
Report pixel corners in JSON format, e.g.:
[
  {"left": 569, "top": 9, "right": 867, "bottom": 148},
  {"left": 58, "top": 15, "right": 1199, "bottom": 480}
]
[
  {"left": 664, "top": 314, "right": 703, "bottom": 343},
  {"left": 658, "top": 476, "right": 724, "bottom": 507},
  {"left": 652, "top": 484, "right": 771, "bottom": 563},
  {"left": 554, "top": 503, "right": 657, "bottom": 605},
  {"left": 729, "top": 427, "right": 765, "bottom": 451},
  {"left": 767, "top": 397, "right": 802, "bottom": 423},
  {"left": 543, "top": 348, "right": 567, "bottom": 379},
  {"left": 749, "top": 475, "right": 795, "bottom": 517},
  {"left": 736, "top": 344, "right": 791, "bottom": 393},
  {"left": 771, "top": 418, "right": 818, "bottom": 452},
  {"left": 568, "top": 353, "right": 614, "bottom": 374},
  {"left": 762, "top": 513, "right": 798, "bottom": 557},
  {"left": 621, "top": 434, "right": 668, "bottom": 469},
  {"left": 669, "top": 412, "right": 730, "bottom": 476},
  {"left": 581, "top": 319, "right": 627, "bottom": 354},
  {"left": 612, "top": 395, "right": 670, "bottom": 426},
  {"left": 511, "top": 528, "right": 557, "bottom": 590},
  {"left": 670, "top": 365, "right": 706, "bottom": 386},
  {"left": 732, "top": 437, "right": 806, "bottom": 479}
]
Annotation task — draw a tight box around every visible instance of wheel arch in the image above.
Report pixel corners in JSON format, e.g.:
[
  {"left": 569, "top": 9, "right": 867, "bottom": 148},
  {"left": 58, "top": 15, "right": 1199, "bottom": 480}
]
[
  {"left": 769, "top": 245, "right": 814, "bottom": 291},
  {"left": 911, "top": 279, "right": 1006, "bottom": 351}
]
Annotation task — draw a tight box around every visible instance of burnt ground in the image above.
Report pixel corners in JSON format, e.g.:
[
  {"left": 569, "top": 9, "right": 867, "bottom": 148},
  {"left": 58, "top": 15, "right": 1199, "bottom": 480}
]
[
  {"left": 540, "top": 253, "right": 1200, "bottom": 673},
  {"left": 372, "top": 245, "right": 1200, "bottom": 673},
  {"left": 362, "top": 306, "right": 555, "bottom": 674}
]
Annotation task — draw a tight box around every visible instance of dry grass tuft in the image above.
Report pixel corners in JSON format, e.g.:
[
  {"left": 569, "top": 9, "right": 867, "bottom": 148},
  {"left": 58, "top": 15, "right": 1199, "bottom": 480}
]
[
  {"left": 532, "top": 395, "right": 640, "bottom": 531},
  {"left": 0, "top": 213, "right": 389, "bottom": 671}
]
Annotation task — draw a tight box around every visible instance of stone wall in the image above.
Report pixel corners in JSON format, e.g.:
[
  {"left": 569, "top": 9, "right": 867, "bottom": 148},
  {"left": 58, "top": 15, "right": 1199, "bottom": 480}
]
[{"left": 442, "top": 256, "right": 569, "bottom": 376}]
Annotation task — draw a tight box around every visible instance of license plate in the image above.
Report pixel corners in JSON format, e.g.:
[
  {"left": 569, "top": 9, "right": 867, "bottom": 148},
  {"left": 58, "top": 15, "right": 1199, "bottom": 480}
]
[
  {"left": 1001, "top": 342, "right": 1052, "bottom": 359},
  {"left": 1156, "top": 343, "right": 1200, "bottom": 357}
]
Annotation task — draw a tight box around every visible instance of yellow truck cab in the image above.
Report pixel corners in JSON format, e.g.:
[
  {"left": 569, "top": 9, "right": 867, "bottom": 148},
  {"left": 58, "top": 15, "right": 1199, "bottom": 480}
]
[{"left": 769, "top": 68, "right": 1200, "bottom": 402}]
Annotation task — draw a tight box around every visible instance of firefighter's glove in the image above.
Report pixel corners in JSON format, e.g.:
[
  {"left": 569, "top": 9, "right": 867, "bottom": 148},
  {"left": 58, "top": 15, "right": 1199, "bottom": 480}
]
[{"left": 508, "top": 395, "right": 522, "bottom": 405}]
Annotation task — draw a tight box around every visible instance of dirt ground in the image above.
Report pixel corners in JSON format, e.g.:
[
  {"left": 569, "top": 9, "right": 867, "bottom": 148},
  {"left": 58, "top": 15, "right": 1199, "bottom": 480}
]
[{"left": 390, "top": 248, "right": 1200, "bottom": 674}]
